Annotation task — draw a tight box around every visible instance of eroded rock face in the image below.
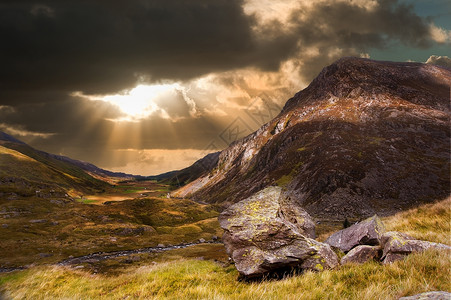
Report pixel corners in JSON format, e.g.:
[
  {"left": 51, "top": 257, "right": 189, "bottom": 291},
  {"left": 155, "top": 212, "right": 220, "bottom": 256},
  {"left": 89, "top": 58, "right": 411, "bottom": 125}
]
[
  {"left": 381, "top": 231, "right": 451, "bottom": 264},
  {"left": 340, "top": 245, "right": 381, "bottom": 265},
  {"left": 325, "top": 215, "right": 385, "bottom": 252},
  {"left": 219, "top": 186, "right": 338, "bottom": 278}
]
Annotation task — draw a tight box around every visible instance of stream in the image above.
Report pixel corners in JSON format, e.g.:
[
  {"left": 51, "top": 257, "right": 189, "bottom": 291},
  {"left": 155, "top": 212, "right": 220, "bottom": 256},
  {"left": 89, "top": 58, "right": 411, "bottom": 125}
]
[{"left": 0, "top": 241, "right": 222, "bottom": 273}]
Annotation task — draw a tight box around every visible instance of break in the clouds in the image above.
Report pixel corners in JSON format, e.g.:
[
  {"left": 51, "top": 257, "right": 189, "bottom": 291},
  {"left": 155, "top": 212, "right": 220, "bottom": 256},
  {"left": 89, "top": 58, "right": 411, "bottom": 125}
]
[{"left": 0, "top": 0, "right": 450, "bottom": 175}]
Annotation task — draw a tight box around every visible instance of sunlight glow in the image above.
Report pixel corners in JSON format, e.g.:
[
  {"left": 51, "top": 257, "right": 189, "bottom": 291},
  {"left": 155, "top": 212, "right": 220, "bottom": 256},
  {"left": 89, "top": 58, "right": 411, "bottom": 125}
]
[{"left": 77, "top": 83, "right": 182, "bottom": 121}]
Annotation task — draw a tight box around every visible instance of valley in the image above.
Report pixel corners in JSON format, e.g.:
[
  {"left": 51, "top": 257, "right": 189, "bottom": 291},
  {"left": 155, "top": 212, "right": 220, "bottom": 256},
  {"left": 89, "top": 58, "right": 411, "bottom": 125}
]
[
  {"left": 0, "top": 179, "right": 223, "bottom": 271},
  {"left": 0, "top": 58, "right": 450, "bottom": 299}
]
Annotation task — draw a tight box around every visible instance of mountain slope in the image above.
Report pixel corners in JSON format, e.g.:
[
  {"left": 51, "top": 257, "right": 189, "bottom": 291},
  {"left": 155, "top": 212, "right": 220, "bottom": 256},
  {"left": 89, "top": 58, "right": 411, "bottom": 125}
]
[
  {"left": 0, "top": 132, "right": 116, "bottom": 197},
  {"left": 172, "top": 57, "right": 451, "bottom": 220},
  {"left": 149, "top": 151, "right": 220, "bottom": 189}
]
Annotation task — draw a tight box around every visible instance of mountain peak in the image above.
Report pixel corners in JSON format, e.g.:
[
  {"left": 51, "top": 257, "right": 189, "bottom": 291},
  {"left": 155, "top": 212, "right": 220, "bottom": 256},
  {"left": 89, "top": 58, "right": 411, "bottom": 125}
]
[
  {"left": 172, "top": 58, "right": 451, "bottom": 219},
  {"left": 282, "top": 57, "right": 450, "bottom": 114}
]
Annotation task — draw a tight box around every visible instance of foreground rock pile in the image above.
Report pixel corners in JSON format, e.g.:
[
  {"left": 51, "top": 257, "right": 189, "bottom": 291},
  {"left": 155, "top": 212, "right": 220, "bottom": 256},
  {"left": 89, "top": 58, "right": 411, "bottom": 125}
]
[
  {"left": 219, "top": 187, "right": 338, "bottom": 278},
  {"left": 219, "top": 187, "right": 451, "bottom": 279}
]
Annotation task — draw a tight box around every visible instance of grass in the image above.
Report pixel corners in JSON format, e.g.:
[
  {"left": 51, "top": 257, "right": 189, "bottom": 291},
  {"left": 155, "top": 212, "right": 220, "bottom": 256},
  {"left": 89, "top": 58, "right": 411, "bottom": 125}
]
[
  {"left": 1, "top": 197, "right": 450, "bottom": 299},
  {"left": 0, "top": 249, "right": 449, "bottom": 299},
  {"left": 0, "top": 189, "right": 221, "bottom": 267},
  {"left": 383, "top": 197, "right": 451, "bottom": 244}
]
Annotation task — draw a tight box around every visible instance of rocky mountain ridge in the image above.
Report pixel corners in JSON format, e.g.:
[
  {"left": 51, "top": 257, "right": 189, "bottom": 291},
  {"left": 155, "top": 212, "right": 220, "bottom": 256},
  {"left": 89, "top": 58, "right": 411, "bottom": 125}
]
[{"left": 172, "top": 57, "right": 451, "bottom": 220}]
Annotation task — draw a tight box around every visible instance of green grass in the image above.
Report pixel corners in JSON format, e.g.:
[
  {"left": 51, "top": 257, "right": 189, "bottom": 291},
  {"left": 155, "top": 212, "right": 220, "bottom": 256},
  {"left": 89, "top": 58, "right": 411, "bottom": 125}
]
[{"left": 75, "top": 198, "right": 96, "bottom": 204}]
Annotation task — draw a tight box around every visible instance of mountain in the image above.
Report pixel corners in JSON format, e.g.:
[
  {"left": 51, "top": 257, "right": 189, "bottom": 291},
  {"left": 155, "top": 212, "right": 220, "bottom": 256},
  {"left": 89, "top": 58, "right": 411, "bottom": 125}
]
[
  {"left": 0, "top": 132, "right": 130, "bottom": 197},
  {"left": 148, "top": 151, "right": 220, "bottom": 189},
  {"left": 171, "top": 57, "right": 451, "bottom": 220}
]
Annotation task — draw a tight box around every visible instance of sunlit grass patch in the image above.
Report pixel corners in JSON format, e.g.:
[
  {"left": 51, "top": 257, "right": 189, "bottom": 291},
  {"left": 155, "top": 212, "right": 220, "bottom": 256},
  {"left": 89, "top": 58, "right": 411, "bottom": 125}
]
[
  {"left": 383, "top": 196, "right": 451, "bottom": 244},
  {"left": 1, "top": 249, "right": 449, "bottom": 300}
]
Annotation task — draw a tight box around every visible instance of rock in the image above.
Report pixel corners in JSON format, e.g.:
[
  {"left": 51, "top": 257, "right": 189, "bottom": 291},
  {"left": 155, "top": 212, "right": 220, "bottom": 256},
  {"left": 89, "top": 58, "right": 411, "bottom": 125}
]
[
  {"left": 38, "top": 253, "right": 53, "bottom": 258},
  {"left": 399, "top": 291, "right": 451, "bottom": 300},
  {"left": 212, "top": 235, "right": 218, "bottom": 241},
  {"left": 157, "top": 243, "right": 165, "bottom": 248},
  {"left": 29, "top": 219, "right": 47, "bottom": 224},
  {"left": 219, "top": 186, "right": 337, "bottom": 278},
  {"left": 380, "top": 231, "right": 451, "bottom": 264},
  {"left": 199, "top": 238, "right": 206, "bottom": 243},
  {"left": 340, "top": 245, "right": 381, "bottom": 265},
  {"left": 325, "top": 215, "right": 385, "bottom": 252},
  {"left": 1, "top": 224, "right": 8, "bottom": 228}
]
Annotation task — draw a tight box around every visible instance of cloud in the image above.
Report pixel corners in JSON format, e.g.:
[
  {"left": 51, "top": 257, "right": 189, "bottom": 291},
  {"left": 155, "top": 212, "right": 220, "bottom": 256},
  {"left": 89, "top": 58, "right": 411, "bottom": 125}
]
[
  {"left": 0, "top": 0, "right": 449, "bottom": 174},
  {"left": 106, "top": 149, "right": 209, "bottom": 176},
  {"left": 429, "top": 24, "right": 451, "bottom": 44},
  {"left": 0, "top": 123, "right": 55, "bottom": 139},
  {"left": 0, "top": 0, "right": 443, "bottom": 103},
  {"left": 426, "top": 55, "right": 451, "bottom": 69}
]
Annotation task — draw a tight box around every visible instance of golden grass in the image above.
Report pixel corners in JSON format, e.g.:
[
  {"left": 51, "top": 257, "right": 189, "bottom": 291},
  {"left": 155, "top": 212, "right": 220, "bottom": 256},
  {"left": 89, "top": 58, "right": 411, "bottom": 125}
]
[
  {"left": 1, "top": 249, "right": 449, "bottom": 300},
  {"left": 1, "top": 197, "right": 449, "bottom": 299},
  {"left": 383, "top": 197, "right": 451, "bottom": 244}
]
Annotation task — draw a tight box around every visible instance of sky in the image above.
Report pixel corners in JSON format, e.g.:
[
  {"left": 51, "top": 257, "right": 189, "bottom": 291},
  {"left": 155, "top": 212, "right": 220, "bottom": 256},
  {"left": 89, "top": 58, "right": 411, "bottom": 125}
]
[{"left": 0, "top": 0, "right": 450, "bottom": 176}]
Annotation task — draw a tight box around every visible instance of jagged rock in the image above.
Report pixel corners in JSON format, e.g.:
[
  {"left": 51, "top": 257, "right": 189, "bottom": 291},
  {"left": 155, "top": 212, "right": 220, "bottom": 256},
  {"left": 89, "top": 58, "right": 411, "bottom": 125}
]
[
  {"left": 325, "top": 215, "right": 385, "bottom": 252},
  {"left": 219, "top": 186, "right": 338, "bottom": 278},
  {"left": 380, "top": 231, "right": 451, "bottom": 264},
  {"left": 399, "top": 291, "right": 451, "bottom": 300},
  {"left": 199, "top": 238, "right": 206, "bottom": 243},
  {"left": 340, "top": 245, "right": 381, "bottom": 265}
]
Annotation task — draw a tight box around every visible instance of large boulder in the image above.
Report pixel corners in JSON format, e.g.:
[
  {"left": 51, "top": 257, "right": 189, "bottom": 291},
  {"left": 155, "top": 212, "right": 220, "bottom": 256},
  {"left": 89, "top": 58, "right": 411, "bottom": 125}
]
[
  {"left": 219, "top": 186, "right": 338, "bottom": 278},
  {"left": 380, "top": 231, "right": 451, "bottom": 264},
  {"left": 324, "top": 215, "right": 385, "bottom": 252},
  {"left": 340, "top": 245, "right": 381, "bottom": 265}
]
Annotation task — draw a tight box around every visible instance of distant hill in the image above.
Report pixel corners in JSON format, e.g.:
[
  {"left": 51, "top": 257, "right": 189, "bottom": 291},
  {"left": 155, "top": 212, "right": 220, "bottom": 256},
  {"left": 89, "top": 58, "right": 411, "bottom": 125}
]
[
  {"left": 147, "top": 152, "right": 220, "bottom": 189},
  {"left": 0, "top": 132, "right": 133, "bottom": 198},
  {"left": 172, "top": 57, "right": 451, "bottom": 220}
]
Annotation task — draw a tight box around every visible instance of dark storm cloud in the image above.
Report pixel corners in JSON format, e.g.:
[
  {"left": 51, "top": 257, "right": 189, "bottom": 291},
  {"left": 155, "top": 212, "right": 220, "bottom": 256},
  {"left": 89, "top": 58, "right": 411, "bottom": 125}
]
[
  {"left": 0, "top": 0, "right": 439, "bottom": 105},
  {"left": 282, "top": 0, "right": 434, "bottom": 81},
  {"left": 0, "top": 0, "right": 257, "bottom": 100}
]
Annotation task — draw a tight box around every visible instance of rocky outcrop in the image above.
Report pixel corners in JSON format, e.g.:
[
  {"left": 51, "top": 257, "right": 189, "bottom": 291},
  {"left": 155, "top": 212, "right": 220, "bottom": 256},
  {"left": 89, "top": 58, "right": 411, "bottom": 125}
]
[
  {"left": 172, "top": 58, "right": 451, "bottom": 220},
  {"left": 219, "top": 187, "right": 338, "bottom": 278},
  {"left": 325, "top": 215, "right": 385, "bottom": 252},
  {"left": 380, "top": 231, "right": 451, "bottom": 264},
  {"left": 340, "top": 245, "right": 381, "bottom": 265},
  {"left": 399, "top": 291, "right": 451, "bottom": 300}
]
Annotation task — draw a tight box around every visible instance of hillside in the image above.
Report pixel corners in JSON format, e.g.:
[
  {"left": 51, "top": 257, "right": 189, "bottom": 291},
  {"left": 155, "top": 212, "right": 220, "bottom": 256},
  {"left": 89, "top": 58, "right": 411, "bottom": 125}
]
[
  {"left": 149, "top": 151, "right": 220, "bottom": 189},
  {"left": 0, "top": 131, "right": 223, "bottom": 271},
  {"left": 172, "top": 58, "right": 451, "bottom": 220},
  {"left": 0, "top": 132, "right": 132, "bottom": 197}
]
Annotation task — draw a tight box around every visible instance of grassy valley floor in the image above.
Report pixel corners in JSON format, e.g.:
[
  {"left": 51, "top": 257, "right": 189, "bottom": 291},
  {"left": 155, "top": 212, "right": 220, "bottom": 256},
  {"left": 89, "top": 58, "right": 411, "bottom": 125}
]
[
  {"left": 0, "top": 197, "right": 449, "bottom": 299},
  {"left": 0, "top": 181, "right": 222, "bottom": 268}
]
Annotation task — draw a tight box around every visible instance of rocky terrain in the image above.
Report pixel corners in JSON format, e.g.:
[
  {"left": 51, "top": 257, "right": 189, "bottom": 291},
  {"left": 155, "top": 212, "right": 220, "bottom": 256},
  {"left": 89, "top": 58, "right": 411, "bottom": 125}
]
[
  {"left": 219, "top": 187, "right": 450, "bottom": 279},
  {"left": 172, "top": 57, "right": 451, "bottom": 220}
]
